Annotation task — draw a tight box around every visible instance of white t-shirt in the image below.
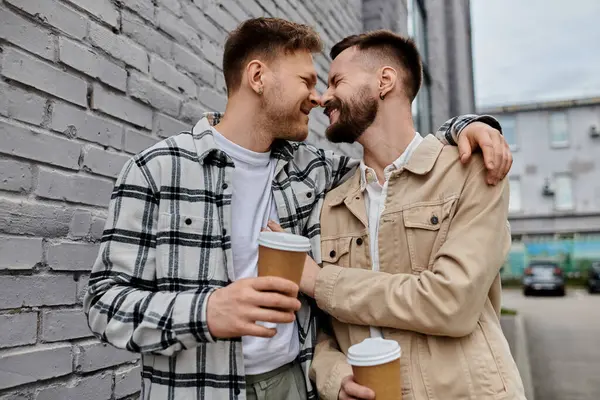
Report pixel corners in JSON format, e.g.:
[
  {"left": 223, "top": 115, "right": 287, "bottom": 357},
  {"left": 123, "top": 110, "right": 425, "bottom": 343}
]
[{"left": 211, "top": 128, "right": 300, "bottom": 375}]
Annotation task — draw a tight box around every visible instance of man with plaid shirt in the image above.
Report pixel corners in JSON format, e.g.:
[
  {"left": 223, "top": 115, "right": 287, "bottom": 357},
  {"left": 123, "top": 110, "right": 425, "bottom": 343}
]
[{"left": 84, "top": 18, "right": 512, "bottom": 400}]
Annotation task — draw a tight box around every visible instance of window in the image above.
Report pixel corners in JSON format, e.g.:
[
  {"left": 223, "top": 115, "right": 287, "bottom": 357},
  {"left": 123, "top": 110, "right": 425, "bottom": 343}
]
[
  {"left": 496, "top": 115, "right": 517, "bottom": 149},
  {"left": 508, "top": 177, "right": 521, "bottom": 212},
  {"left": 555, "top": 174, "right": 573, "bottom": 210},
  {"left": 408, "top": 0, "right": 431, "bottom": 134},
  {"left": 549, "top": 111, "right": 569, "bottom": 147}
]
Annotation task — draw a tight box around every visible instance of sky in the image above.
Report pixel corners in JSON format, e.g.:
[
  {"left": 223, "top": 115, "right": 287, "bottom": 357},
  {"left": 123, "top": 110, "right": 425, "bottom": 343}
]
[{"left": 471, "top": 0, "right": 600, "bottom": 109}]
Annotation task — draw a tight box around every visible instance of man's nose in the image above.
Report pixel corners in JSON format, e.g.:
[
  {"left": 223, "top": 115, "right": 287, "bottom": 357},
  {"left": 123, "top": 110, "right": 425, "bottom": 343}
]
[
  {"left": 320, "top": 88, "right": 333, "bottom": 107},
  {"left": 309, "top": 89, "right": 320, "bottom": 108}
]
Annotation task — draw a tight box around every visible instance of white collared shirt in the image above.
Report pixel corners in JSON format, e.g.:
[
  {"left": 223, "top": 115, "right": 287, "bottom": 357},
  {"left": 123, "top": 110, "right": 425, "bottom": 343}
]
[{"left": 359, "top": 132, "right": 424, "bottom": 338}]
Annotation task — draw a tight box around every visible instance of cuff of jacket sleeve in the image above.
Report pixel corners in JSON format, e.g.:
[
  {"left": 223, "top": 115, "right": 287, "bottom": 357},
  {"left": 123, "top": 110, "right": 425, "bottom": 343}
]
[
  {"left": 175, "top": 287, "right": 217, "bottom": 349},
  {"left": 315, "top": 265, "right": 344, "bottom": 314},
  {"left": 455, "top": 115, "right": 503, "bottom": 139},
  {"left": 322, "top": 361, "right": 354, "bottom": 400},
  {"left": 198, "top": 288, "right": 217, "bottom": 343}
]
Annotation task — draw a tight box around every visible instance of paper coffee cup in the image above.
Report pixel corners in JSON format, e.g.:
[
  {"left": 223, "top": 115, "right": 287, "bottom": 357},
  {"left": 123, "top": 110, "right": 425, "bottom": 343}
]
[
  {"left": 257, "top": 231, "right": 311, "bottom": 286},
  {"left": 347, "top": 338, "right": 402, "bottom": 400}
]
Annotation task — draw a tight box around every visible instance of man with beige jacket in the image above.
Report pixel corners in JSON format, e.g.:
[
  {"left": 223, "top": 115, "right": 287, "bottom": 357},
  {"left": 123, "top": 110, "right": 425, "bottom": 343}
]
[{"left": 269, "top": 30, "right": 527, "bottom": 400}]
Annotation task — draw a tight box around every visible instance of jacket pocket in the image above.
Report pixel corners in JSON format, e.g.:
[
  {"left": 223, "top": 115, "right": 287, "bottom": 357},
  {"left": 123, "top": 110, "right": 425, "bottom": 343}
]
[
  {"left": 156, "top": 213, "right": 219, "bottom": 282},
  {"left": 402, "top": 197, "right": 457, "bottom": 272},
  {"left": 321, "top": 236, "right": 352, "bottom": 267}
]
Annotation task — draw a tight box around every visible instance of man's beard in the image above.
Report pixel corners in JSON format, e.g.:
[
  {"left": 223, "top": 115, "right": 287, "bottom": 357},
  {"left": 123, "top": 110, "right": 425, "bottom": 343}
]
[{"left": 325, "top": 86, "right": 378, "bottom": 144}]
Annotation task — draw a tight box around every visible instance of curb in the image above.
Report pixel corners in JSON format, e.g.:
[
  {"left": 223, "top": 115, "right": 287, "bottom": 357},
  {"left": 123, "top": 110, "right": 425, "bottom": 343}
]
[{"left": 501, "top": 313, "right": 535, "bottom": 400}]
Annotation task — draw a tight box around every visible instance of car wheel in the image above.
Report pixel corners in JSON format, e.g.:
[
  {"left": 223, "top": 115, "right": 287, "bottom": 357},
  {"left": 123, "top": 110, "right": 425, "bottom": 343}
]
[
  {"left": 523, "top": 288, "right": 531, "bottom": 296},
  {"left": 557, "top": 287, "right": 566, "bottom": 297}
]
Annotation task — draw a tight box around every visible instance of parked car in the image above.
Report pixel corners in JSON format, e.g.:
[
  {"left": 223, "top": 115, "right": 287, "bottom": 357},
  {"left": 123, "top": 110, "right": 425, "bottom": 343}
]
[
  {"left": 522, "top": 261, "right": 566, "bottom": 296},
  {"left": 587, "top": 261, "right": 600, "bottom": 294}
]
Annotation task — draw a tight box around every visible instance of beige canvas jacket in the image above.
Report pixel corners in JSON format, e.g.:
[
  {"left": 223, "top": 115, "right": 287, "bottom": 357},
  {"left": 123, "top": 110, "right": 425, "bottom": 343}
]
[{"left": 310, "top": 135, "right": 527, "bottom": 400}]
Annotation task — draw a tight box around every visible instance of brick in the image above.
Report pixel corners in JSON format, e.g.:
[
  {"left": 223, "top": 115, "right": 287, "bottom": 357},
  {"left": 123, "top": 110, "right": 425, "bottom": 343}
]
[
  {"left": 0, "top": 312, "right": 38, "bottom": 348},
  {"left": 150, "top": 56, "right": 196, "bottom": 98},
  {"left": 0, "top": 6, "right": 54, "bottom": 60},
  {"left": 154, "top": 114, "right": 191, "bottom": 138},
  {"left": 156, "top": 8, "right": 203, "bottom": 54},
  {"left": 255, "top": 0, "right": 278, "bottom": 16},
  {"left": 0, "top": 275, "right": 76, "bottom": 309},
  {"left": 0, "top": 344, "right": 72, "bottom": 390},
  {"left": 47, "top": 242, "right": 100, "bottom": 272},
  {"left": 122, "top": 10, "right": 172, "bottom": 60},
  {"left": 1, "top": 48, "right": 87, "bottom": 107},
  {"left": 59, "top": 37, "right": 126, "bottom": 91},
  {"left": 76, "top": 274, "right": 91, "bottom": 303},
  {"left": 0, "top": 121, "right": 82, "bottom": 170},
  {"left": 220, "top": 0, "right": 251, "bottom": 22},
  {"left": 0, "top": 81, "right": 48, "bottom": 126},
  {"left": 181, "top": 2, "right": 227, "bottom": 44},
  {"left": 51, "top": 102, "right": 124, "bottom": 149},
  {"left": 124, "top": 129, "right": 159, "bottom": 154},
  {"left": 0, "top": 159, "right": 34, "bottom": 193},
  {"left": 41, "top": 309, "right": 92, "bottom": 342},
  {"left": 5, "top": 0, "right": 87, "bottom": 39},
  {"left": 35, "top": 372, "right": 111, "bottom": 400},
  {"left": 128, "top": 72, "right": 182, "bottom": 117},
  {"left": 172, "top": 44, "right": 215, "bottom": 85},
  {"left": 114, "top": 365, "right": 142, "bottom": 399},
  {"left": 89, "top": 23, "right": 148, "bottom": 72},
  {"left": 92, "top": 84, "right": 153, "bottom": 129},
  {"left": 198, "top": 87, "right": 226, "bottom": 112},
  {"left": 83, "top": 147, "right": 130, "bottom": 178},
  {"left": 75, "top": 339, "right": 139, "bottom": 373},
  {"left": 35, "top": 168, "right": 114, "bottom": 207},
  {"left": 200, "top": 39, "right": 222, "bottom": 69},
  {"left": 90, "top": 216, "right": 107, "bottom": 241},
  {"left": 215, "top": 73, "right": 227, "bottom": 94},
  {"left": 181, "top": 102, "right": 206, "bottom": 124},
  {"left": 0, "top": 199, "right": 73, "bottom": 237},
  {"left": 0, "top": 236, "right": 43, "bottom": 270},
  {"left": 64, "top": 0, "right": 119, "bottom": 28},
  {"left": 0, "top": 393, "right": 31, "bottom": 400},
  {"left": 122, "top": 0, "right": 154, "bottom": 22},
  {"left": 69, "top": 210, "right": 92, "bottom": 238},
  {"left": 237, "top": 0, "right": 267, "bottom": 17},
  {"left": 161, "top": 0, "right": 182, "bottom": 16}
]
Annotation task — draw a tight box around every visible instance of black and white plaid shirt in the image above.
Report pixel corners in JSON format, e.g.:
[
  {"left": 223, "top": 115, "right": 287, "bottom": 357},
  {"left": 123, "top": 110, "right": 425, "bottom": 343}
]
[{"left": 84, "top": 112, "right": 496, "bottom": 400}]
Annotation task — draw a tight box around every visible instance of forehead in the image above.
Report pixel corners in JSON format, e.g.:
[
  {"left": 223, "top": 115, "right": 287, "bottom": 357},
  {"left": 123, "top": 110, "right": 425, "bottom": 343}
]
[
  {"left": 329, "top": 47, "right": 362, "bottom": 76},
  {"left": 276, "top": 50, "right": 316, "bottom": 74}
]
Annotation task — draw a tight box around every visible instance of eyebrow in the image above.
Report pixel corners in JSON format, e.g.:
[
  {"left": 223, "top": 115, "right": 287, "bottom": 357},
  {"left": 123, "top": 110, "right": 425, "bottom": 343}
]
[
  {"left": 303, "top": 72, "right": 317, "bottom": 86},
  {"left": 328, "top": 73, "right": 339, "bottom": 86}
]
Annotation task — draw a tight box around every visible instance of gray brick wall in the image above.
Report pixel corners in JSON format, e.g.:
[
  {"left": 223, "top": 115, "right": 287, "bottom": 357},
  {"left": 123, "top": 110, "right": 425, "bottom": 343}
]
[{"left": 0, "top": 0, "right": 474, "bottom": 397}]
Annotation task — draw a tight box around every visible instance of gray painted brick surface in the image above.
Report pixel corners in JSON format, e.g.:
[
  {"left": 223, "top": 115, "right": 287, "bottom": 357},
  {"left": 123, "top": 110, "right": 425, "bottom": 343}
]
[
  {"left": 34, "top": 372, "right": 112, "bottom": 400},
  {"left": 89, "top": 23, "right": 148, "bottom": 73},
  {"left": 172, "top": 44, "right": 215, "bottom": 85},
  {"left": 63, "top": 0, "right": 119, "bottom": 28},
  {"left": 157, "top": 8, "right": 203, "bottom": 53},
  {"left": 0, "top": 82, "right": 47, "bottom": 126},
  {"left": 83, "top": 147, "right": 130, "bottom": 178},
  {"left": 129, "top": 72, "right": 182, "bottom": 117},
  {"left": 35, "top": 168, "right": 114, "bottom": 207},
  {"left": 76, "top": 274, "right": 91, "bottom": 304},
  {"left": 161, "top": 0, "right": 182, "bottom": 16},
  {"left": 204, "top": 3, "right": 239, "bottom": 31},
  {"left": 0, "top": 275, "right": 77, "bottom": 309},
  {"left": 0, "top": 159, "right": 34, "bottom": 194},
  {"left": 124, "top": 129, "right": 160, "bottom": 154},
  {"left": 0, "top": 392, "right": 31, "bottom": 400},
  {"left": 150, "top": 55, "right": 197, "bottom": 98},
  {"left": 92, "top": 83, "right": 153, "bottom": 129},
  {"left": 0, "top": 313, "right": 38, "bottom": 348},
  {"left": 198, "top": 87, "right": 227, "bottom": 112},
  {"left": 0, "top": 236, "right": 43, "bottom": 270},
  {"left": 122, "top": 11, "right": 173, "bottom": 60},
  {"left": 69, "top": 210, "right": 93, "bottom": 238},
  {"left": 1, "top": 47, "right": 87, "bottom": 107},
  {"left": 180, "top": 2, "right": 227, "bottom": 44},
  {"left": 0, "top": 344, "right": 72, "bottom": 390},
  {"left": 75, "top": 340, "right": 139, "bottom": 373},
  {"left": 181, "top": 101, "right": 206, "bottom": 124},
  {"left": 0, "top": 199, "right": 73, "bottom": 237},
  {"left": 47, "top": 242, "right": 100, "bottom": 271},
  {"left": 59, "top": 37, "right": 127, "bottom": 92},
  {"left": 41, "top": 309, "right": 92, "bottom": 342},
  {"left": 122, "top": 0, "right": 155, "bottom": 22},
  {"left": 114, "top": 365, "right": 142, "bottom": 399},
  {"left": 90, "top": 216, "right": 107, "bottom": 240},
  {"left": 5, "top": 0, "right": 88, "bottom": 39},
  {"left": 0, "top": 6, "right": 55, "bottom": 60},
  {"left": 0, "top": 121, "right": 82, "bottom": 170},
  {"left": 154, "top": 113, "right": 191, "bottom": 138}
]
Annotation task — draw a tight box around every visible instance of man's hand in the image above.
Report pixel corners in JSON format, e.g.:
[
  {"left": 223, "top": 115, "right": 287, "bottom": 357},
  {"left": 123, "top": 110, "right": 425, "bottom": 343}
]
[
  {"left": 206, "top": 276, "right": 301, "bottom": 339},
  {"left": 458, "top": 121, "right": 512, "bottom": 185},
  {"left": 339, "top": 375, "right": 375, "bottom": 400}
]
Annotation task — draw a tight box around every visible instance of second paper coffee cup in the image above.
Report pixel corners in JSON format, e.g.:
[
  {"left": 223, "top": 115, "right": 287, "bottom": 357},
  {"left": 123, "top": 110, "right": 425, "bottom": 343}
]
[
  {"left": 257, "top": 231, "right": 311, "bottom": 286},
  {"left": 347, "top": 337, "right": 403, "bottom": 400}
]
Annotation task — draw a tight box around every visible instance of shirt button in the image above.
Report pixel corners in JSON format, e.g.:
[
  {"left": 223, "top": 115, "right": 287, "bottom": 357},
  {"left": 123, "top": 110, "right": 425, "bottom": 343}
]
[
  {"left": 223, "top": 229, "right": 227, "bottom": 236},
  {"left": 234, "top": 387, "right": 240, "bottom": 395},
  {"left": 185, "top": 218, "right": 192, "bottom": 225},
  {"left": 329, "top": 250, "right": 336, "bottom": 258},
  {"left": 222, "top": 183, "right": 229, "bottom": 190},
  {"left": 430, "top": 215, "right": 439, "bottom": 225},
  {"left": 306, "top": 192, "right": 312, "bottom": 198},
  {"left": 356, "top": 238, "right": 363, "bottom": 246}
]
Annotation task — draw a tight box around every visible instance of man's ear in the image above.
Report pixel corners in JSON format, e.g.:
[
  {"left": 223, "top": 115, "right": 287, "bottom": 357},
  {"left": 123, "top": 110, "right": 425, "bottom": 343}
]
[
  {"left": 246, "top": 60, "right": 265, "bottom": 95},
  {"left": 378, "top": 66, "right": 397, "bottom": 99}
]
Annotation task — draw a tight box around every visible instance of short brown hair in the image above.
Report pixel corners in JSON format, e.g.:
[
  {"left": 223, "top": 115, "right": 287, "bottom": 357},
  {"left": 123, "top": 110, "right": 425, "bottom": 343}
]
[
  {"left": 330, "top": 30, "right": 423, "bottom": 101},
  {"left": 223, "top": 18, "right": 322, "bottom": 95}
]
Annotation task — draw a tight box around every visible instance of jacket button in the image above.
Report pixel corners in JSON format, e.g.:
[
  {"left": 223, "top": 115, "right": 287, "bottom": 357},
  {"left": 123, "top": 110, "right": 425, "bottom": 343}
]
[
  {"left": 430, "top": 215, "right": 439, "bottom": 225},
  {"left": 329, "top": 250, "right": 336, "bottom": 258},
  {"left": 185, "top": 218, "right": 192, "bottom": 225},
  {"left": 356, "top": 238, "right": 363, "bottom": 246},
  {"left": 222, "top": 183, "right": 229, "bottom": 190}
]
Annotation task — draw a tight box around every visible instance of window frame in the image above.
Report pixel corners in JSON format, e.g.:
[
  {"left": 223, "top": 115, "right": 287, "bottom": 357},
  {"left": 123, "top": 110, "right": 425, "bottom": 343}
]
[
  {"left": 549, "top": 110, "right": 570, "bottom": 148},
  {"left": 554, "top": 173, "right": 574, "bottom": 211}
]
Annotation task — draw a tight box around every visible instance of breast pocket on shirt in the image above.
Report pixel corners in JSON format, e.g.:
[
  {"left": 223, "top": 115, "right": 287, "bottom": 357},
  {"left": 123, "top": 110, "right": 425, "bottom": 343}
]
[
  {"left": 156, "top": 213, "right": 220, "bottom": 283},
  {"left": 402, "top": 197, "right": 457, "bottom": 272}
]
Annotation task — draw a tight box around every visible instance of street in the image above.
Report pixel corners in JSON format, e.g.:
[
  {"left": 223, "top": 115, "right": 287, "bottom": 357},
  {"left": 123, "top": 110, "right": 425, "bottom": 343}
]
[{"left": 502, "top": 288, "right": 600, "bottom": 400}]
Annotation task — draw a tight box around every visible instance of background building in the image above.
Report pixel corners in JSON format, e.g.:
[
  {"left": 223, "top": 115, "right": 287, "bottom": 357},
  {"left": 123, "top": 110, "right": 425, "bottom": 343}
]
[
  {"left": 481, "top": 98, "right": 600, "bottom": 279},
  {"left": 0, "top": 0, "right": 477, "bottom": 397}
]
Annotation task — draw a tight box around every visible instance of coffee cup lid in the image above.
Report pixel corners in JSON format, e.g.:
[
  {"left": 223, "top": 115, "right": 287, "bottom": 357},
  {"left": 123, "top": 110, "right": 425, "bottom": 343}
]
[
  {"left": 347, "top": 338, "right": 401, "bottom": 367},
  {"left": 258, "top": 231, "right": 312, "bottom": 252}
]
